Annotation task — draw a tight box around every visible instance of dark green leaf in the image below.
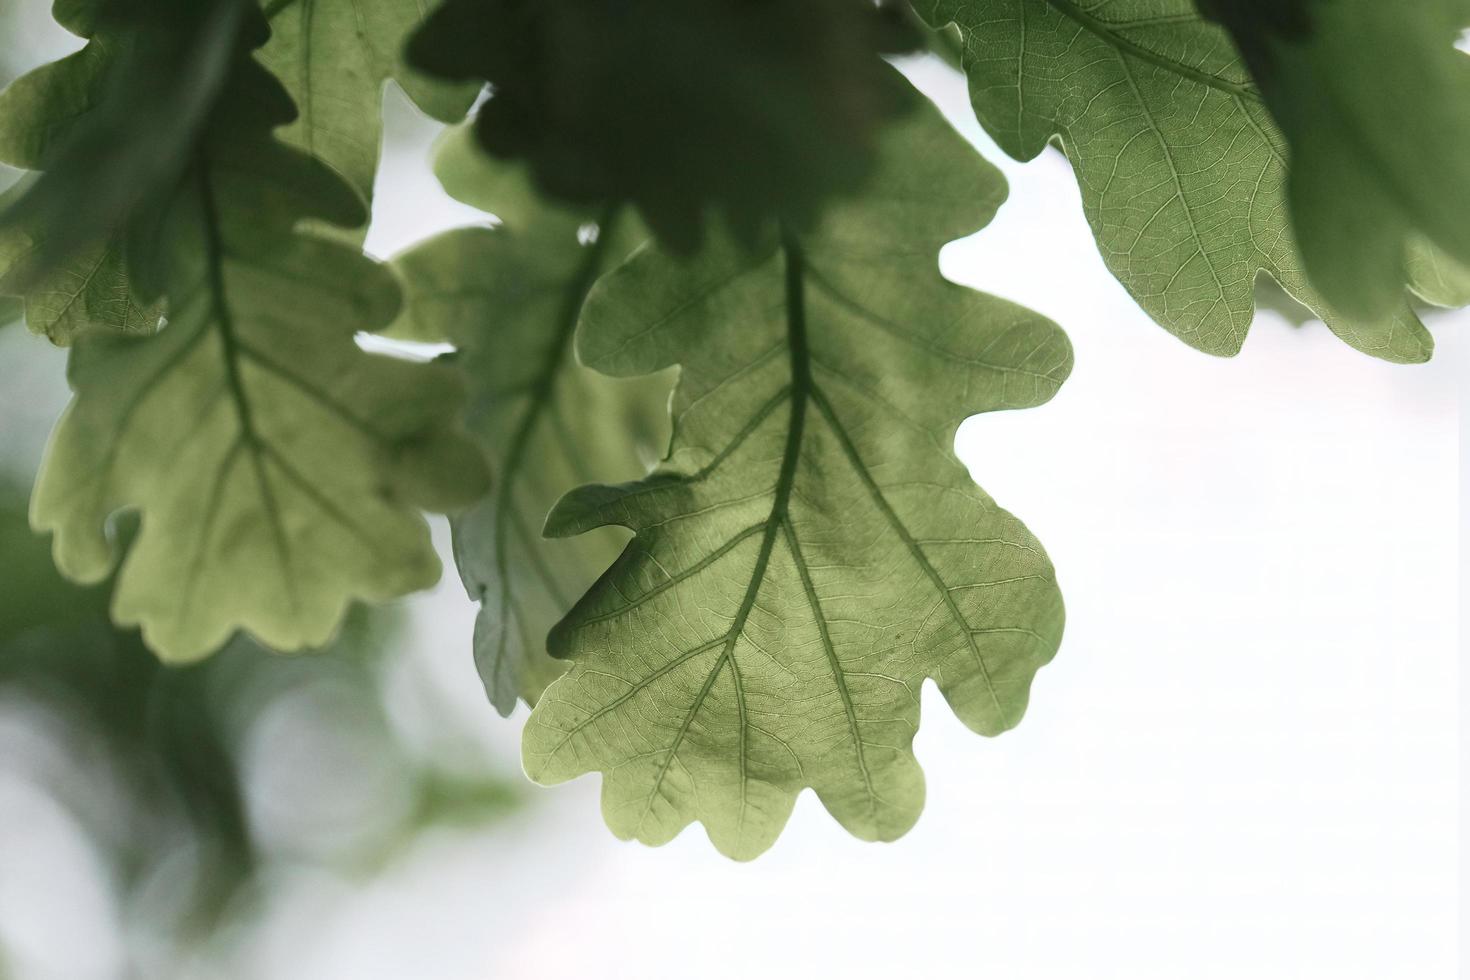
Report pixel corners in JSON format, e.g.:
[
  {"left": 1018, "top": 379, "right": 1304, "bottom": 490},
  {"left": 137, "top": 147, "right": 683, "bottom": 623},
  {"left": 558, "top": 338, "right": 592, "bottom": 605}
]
[
  {"left": 408, "top": 0, "right": 918, "bottom": 251},
  {"left": 1200, "top": 0, "right": 1470, "bottom": 319},
  {"left": 916, "top": 0, "right": 1433, "bottom": 362},
  {"left": 0, "top": 0, "right": 255, "bottom": 341}
]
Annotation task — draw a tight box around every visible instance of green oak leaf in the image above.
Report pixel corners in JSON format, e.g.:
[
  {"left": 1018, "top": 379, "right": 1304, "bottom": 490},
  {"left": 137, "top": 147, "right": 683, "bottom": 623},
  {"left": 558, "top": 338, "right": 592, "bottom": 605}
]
[
  {"left": 1408, "top": 239, "right": 1470, "bottom": 310},
  {"left": 916, "top": 0, "right": 1432, "bottom": 363},
  {"left": 0, "top": 32, "right": 109, "bottom": 173},
  {"left": 0, "top": 0, "right": 245, "bottom": 342},
  {"left": 521, "top": 86, "right": 1071, "bottom": 859},
  {"left": 30, "top": 46, "right": 489, "bottom": 663},
  {"left": 392, "top": 141, "right": 671, "bottom": 714},
  {"left": 1199, "top": 0, "right": 1470, "bottom": 321},
  {"left": 0, "top": 179, "right": 159, "bottom": 342},
  {"left": 0, "top": 229, "right": 160, "bottom": 342},
  {"left": 259, "top": 0, "right": 478, "bottom": 203},
  {"left": 427, "top": 123, "right": 546, "bottom": 231},
  {"left": 406, "top": 0, "right": 919, "bottom": 252}
]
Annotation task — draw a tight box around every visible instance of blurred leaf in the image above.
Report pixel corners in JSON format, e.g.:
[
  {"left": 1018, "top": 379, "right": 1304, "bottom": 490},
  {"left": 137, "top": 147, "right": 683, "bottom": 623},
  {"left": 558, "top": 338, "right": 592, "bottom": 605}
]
[
  {"left": 408, "top": 0, "right": 919, "bottom": 252},
  {"left": 0, "top": 488, "right": 517, "bottom": 935},
  {"left": 0, "top": 0, "right": 254, "bottom": 335},
  {"left": 1200, "top": 0, "right": 1470, "bottom": 321},
  {"left": 0, "top": 176, "right": 161, "bottom": 343},
  {"left": 30, "top": 45, "right": 489, "bottom": 663},
  {"left": 1407, "top": 238, "right": 1470, "bottom": 309},
  {"left": 1252, "top": 274, "right": 1315, "bottom": 328},
  {"left": 428, "top": 123, "right": 546, "bottom": 230},
  {"left": 258, "top": 0, "right": 478, "bottom": 204},
  {"left": 522, "top": 84, "right": 1071, "bottom": 859},
  {"left": 392, "top": 150, "right": 671, "bottom": 714},
  {"left": 917, "top": 0, "right": 1433, "bottom": 362}
]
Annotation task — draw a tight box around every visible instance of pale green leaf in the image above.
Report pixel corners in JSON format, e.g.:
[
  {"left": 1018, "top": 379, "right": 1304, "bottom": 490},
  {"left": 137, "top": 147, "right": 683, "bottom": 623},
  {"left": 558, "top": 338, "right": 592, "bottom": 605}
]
[
  {"left": 392, "top": 157, "right": 670, "bottom": 713},
  {"left": 30, "top": 60, "right": 489, "bottom": 663},
  {"left": 0, "top": 229, "right": 160, "bottom": 342},
  {"left": 0, "top": 42, "right": 109, "bottom": 172},
  {"left": 917, "top": 0, "right": 1432, "bottom": 362},
  {"left": 259, "top": 0, "right": 478, "bottom": 202},
  {"left": 0, "top": 177, "right": 159, "bottom": 343},
  {"left": 1407, "top": 238, "right": 1470, "bottom": 310},
  {"left": 522, "top": 87, "right": 1071, "bottom": 859}
]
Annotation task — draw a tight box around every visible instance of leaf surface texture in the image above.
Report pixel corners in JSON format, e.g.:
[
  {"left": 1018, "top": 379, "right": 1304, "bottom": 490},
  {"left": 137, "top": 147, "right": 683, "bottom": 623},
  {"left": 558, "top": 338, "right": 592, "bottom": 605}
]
[
  {"left": 30, "top": 48, "right": 488, "bottom": 661},
  {"left": 916, "top": 0, "right": 1433, "bottom": 361},
  {"left": 522, "top": 89, "right": 1071, "bottom": 858},
  {"left": 393, "top": 150, "right": 671, "bottom": 713}
]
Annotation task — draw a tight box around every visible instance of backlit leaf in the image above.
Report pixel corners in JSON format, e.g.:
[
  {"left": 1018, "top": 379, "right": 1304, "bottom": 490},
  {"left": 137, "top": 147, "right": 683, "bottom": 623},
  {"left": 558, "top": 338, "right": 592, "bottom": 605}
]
[
  {"left": 521, "top": 84, "right": 1071, "bottom": 859},
  {"left": 30, "top": 41, "right": 489, "bottom": 662},
  {"left": 916, "top": 0, "right": 1432, "bottom": 362},
  {"left": 1200, "top": 0, "right": 1470, "bottom": 321},
  {"left": 259, "top": 0, "right": 478, "bottom": 203},
  {"left": 392, "top": 157, "right": 671, "bottom": 713}
]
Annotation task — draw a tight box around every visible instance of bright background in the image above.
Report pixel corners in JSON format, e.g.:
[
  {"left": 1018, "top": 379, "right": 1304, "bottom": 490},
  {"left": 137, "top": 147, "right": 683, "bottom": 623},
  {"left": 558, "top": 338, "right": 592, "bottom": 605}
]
[{"left": 0, "top": 17, "right": 1461, "bottom": 980}]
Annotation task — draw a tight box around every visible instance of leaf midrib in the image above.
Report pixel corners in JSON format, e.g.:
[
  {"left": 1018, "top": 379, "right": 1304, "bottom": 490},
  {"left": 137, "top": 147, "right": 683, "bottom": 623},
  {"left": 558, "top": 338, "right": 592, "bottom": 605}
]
[
  {"left": 1041, "top": 0, "right": 1262, "bottom": 103},
  {"left": 197, "top": 156, "right": 299, "bottom": 617},
  {"left": 631, "top": 228, "right": 814, "bottom": 833}
]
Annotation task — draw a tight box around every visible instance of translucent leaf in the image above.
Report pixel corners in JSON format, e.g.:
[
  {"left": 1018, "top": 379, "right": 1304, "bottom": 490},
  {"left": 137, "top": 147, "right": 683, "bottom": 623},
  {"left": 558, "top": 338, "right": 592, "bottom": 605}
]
[
  {"left": 1202, "top": 0, "right": 1470, "bottom": 320},
  {"left": 258, "top": 0, "right": 478, "bottom": 203},
  {"left": 30, "top": 43, "right": 489, "bottom": 662},
  {"left": 522, "top": 84, "right": 1071, "bottom": 859},
  {"left": 917, "top": 0, "right": 1432, "bottom": 362},
  {"left": 393, "top": 179, "right": 671, "bottom": 713}
]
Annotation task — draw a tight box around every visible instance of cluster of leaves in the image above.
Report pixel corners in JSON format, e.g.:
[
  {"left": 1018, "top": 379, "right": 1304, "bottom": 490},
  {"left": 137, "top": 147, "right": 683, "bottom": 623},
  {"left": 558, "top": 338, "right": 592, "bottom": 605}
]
[{"left": 0, "top": 0, "right": 1464, "bottom": 859}]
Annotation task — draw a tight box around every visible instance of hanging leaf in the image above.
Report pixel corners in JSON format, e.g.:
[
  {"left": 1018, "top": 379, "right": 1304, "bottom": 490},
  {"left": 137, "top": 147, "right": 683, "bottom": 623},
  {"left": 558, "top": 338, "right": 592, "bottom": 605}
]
[
  {"left": 0, "top": 0, "right": 252, "bottom": 342},
  {"left": 916, "top": 0, "right": 1433, "bottom": 362},
  {"left": 1199, "top": 0, "right": 1470, "bottom": 321},
  {"left": 407, "top": 0, "right": 919, "bottom": 251},
  {"left": 521, "top": 81, "right": 1071, "bottom": 859},
  {"left": 258, "top": 0, "right": 478, "bottom": 203},
  {"left": 392, "top": 144, "right": 671, "bottom": 714},
  {"left": 30, "top": 37, "right": 489, "bottom": 662}
]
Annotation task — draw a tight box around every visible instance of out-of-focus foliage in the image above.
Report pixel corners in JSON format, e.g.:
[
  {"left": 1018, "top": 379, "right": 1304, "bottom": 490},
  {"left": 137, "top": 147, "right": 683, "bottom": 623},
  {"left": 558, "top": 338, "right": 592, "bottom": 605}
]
[
  {"left": 1199, "top": 0, "right": 1470, "bottom": 322},
  {"left": 0, "top": 0, "right": 1460, "bottom": 868},
  {"left": 408, "top": 0, "right": 921, "bottom": 251},
  {"left": 916, "top": 0, "right": 1433, "bottom": 362},
  {"left": 0, "top": 486, "right": 519, "bottom": 963}
]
